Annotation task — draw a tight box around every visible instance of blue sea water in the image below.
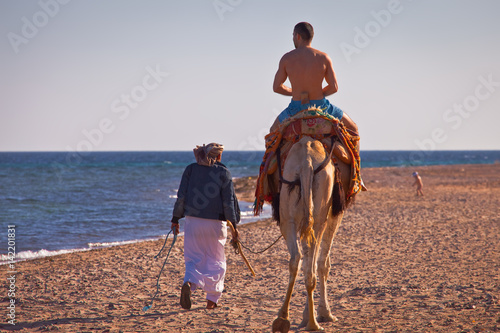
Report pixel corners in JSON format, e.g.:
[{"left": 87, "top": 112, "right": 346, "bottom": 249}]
[{"left": 1, "top": 150, "right": 499, "bottom": 262}]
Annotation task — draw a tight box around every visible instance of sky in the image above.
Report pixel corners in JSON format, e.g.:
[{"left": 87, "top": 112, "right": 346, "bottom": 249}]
[{"left": 1, "top": 0, "right": 499, "bottom": 152}]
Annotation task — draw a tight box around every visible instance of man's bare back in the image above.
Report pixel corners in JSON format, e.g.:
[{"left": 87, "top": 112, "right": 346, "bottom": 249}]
[
  {"left": 273, "top": 34, "right": 338, "bottom": 103},
  {"left": 274, "top": 46, "right": 338, "bottom": 102}
]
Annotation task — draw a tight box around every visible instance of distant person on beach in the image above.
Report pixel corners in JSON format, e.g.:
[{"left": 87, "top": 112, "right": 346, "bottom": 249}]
[
  {"left": 171, "top": 143, "right": 240, "bottom": 310},
  {"left": 412, "top": 171, "right": 424, "bottom": 196}
]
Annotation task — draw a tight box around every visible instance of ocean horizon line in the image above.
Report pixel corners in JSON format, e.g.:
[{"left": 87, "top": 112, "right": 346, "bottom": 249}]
[
  {"left": 2, "top": 150, "right": 499, "bottom": 170},
  {"left": 1, "top": 149, "right": 500, "bottom": 153}
]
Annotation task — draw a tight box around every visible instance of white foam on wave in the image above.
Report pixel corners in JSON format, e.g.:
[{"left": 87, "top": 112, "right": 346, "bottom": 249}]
[
  {"left": 0, "top": 234, "right": 179, "bottom": 265},
  {"left": 87, "top": 236, "right": 175, "bottom": 248},
  {"left": 88, "top": 239, "right": 149, "bottom": 248},
  {"left": 0, "top": 248, "right": 90, "bottom": 265},
  {"left": 239, "top": 201, "right": 272, "bottom": 223}
]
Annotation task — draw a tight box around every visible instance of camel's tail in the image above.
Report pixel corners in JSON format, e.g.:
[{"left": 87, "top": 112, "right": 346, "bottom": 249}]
[{"left": 299, "top": 152, "right": 315, "bottom": 245}]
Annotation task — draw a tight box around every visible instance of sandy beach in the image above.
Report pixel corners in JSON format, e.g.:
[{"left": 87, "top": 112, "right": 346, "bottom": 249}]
[{"left": 2, "top": 163, "right": 499, "bottom": 332}]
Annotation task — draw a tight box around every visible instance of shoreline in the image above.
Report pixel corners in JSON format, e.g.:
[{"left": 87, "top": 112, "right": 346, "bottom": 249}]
[
  {"left": 4, "top": 162, "right": 488, "bottom": 264},
  {"left": 0, "top": 200, "right": 272, "bottom": 266},
  {"left": 1, "top": 163, "right": 499, "bottom": 332},
  {"left": 1, "top": 160, "right": 498, "bottom": 263}
]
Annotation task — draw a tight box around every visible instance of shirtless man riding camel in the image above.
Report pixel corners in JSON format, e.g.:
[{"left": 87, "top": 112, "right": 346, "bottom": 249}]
[
  {"left": 271, "top": 21, "right": 358, "bottom": 135},
  {"left": 271, "top": 22, "right": 366, "bottom": 190}
]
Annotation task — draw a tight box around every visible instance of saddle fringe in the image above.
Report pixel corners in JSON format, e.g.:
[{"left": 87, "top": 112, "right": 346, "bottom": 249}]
[{"left": 331, "top": 167, "right": 346, "bottom": 217}]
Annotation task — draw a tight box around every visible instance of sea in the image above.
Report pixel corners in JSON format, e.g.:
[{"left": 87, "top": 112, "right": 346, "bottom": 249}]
[{"left": 1, "top": 150, "right": 499, "bottom": 264}]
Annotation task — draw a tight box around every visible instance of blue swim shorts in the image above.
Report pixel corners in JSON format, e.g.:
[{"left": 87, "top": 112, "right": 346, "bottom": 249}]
[{"left": 277, "top": 98, "right": 343, "bottom": 123}]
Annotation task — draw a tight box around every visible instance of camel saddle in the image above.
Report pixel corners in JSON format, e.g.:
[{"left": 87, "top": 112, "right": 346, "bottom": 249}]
[{"left": 254, "top": 107, "right": 362, "bottom": 216}]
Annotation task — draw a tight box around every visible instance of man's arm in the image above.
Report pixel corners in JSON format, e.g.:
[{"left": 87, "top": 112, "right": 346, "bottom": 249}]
[
  {"left": 322, "top": 55, "right": 338, "bottom": 97},
  {"left": 172, "top": 164, "right": 191, "bottom": 220},
  {"left": 273, "top": 56, "right": 293, "bottom": 96},
  {"left": 220, "top": 169, "right": 240, "bottom": 227}
]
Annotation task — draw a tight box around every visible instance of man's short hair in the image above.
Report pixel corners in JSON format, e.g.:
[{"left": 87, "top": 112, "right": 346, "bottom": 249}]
[{"left": 294, "top": 22, "right": 314, "bottom": 41}]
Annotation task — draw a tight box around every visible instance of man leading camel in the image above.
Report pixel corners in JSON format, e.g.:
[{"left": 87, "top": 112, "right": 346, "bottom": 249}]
[{"left": 271, "top": 22, "right": 366, "bottom": 190}]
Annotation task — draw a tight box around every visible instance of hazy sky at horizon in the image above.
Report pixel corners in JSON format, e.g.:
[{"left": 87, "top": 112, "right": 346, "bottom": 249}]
[{"left": 1, "top": 0, "right": 499, "bottom": 152}]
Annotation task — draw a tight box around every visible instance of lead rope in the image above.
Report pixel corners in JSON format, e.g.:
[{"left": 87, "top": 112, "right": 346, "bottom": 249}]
[
  {"left": 143, "top": 229, "right": 177, "bottom": 312},
  {"left": 238, "top": 234, "right": 283, "bottom": 254}
]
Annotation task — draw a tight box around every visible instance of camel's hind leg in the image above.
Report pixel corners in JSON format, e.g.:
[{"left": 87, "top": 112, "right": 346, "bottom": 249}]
[
  {"left": 299, "top": 215, "right": 341, "bottom": 329},
  {"left": 298, "top": 238, "right": 324, "bottom": 331},
  {"left": 316, "top": 213, "right": 343, "bottom": 322},
  {"left": 273, "top": 224, "right": 302, "bottom": 333}
]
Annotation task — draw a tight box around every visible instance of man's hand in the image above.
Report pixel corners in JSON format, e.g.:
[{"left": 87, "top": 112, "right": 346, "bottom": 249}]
[
  {"left": 227, "top": 221, "right": 239, "bottom": 244},
  {"left": 231, "top": 228, "right": 239, "bottom": 242},
  {"left": 171, "top": 216, "right": 180, "bottom": 235},
  {"left": 171, "top": 222, "right": 179, "bottom": 235}
]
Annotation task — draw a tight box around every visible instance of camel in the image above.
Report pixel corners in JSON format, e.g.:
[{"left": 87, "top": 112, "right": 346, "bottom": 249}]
[{"left": 272, "top": 136, "right": 351, "bottom": 332}]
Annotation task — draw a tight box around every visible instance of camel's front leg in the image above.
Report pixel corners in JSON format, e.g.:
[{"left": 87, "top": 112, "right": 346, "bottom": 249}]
[{"left": 273, "top": 229, "right": 302, "bottom": 333}]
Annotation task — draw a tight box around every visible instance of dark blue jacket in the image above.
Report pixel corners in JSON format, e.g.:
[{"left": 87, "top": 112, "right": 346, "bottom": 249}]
[{"left": 172, "top": 162, "right": 240, "bottom": 224}]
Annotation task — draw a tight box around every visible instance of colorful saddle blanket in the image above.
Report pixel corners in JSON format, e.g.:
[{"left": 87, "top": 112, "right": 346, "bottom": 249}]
[{"left": 254, "top": 107, "right": 362, "bottom": 216}]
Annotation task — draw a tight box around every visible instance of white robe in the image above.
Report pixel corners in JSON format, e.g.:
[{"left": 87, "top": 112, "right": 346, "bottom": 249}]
[{"left": 183, "top": 216, "right": 227, "bottom": 303}]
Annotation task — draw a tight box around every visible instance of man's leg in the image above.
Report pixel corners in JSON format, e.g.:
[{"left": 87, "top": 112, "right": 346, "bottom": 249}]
[
  {"left": 340, "top": 112, "right": 358, "bottom": 134},
  {"left": 270, "top": 116, "right": 280, "bottom": 132}
]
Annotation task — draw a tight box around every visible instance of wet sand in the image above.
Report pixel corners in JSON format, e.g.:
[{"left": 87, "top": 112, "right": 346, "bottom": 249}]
[{"left": 1, "top": 164, "right": 499, "bottom": 332}]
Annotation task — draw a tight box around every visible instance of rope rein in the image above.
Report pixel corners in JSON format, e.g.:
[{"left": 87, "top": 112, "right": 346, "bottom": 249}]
[
  {"left": 143, "top": 229, "right": 177, "bottom": 312},
  {"left": 237, "top": 234, "right": 283, "bottom": 255}
]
